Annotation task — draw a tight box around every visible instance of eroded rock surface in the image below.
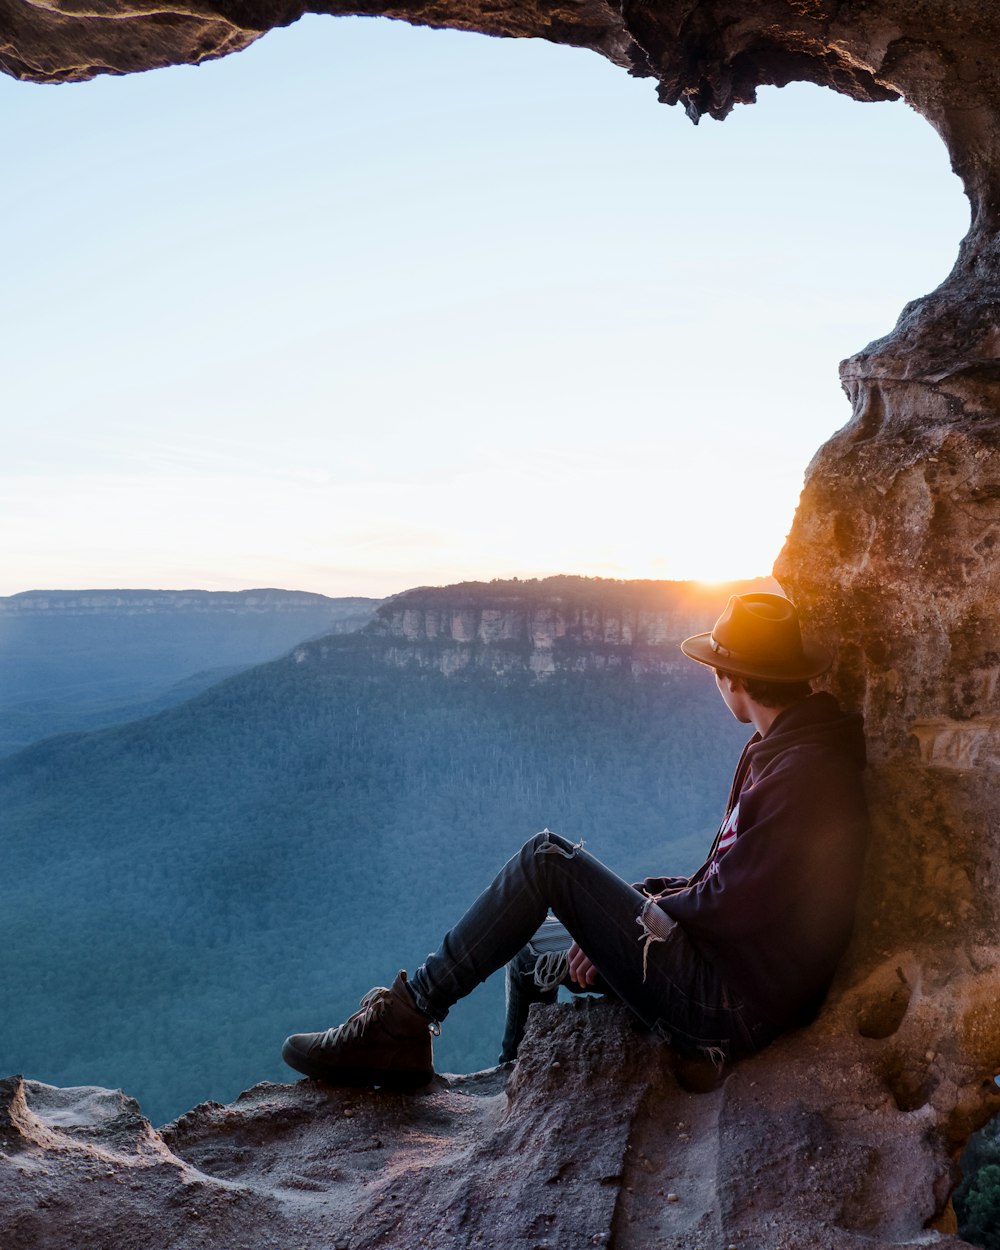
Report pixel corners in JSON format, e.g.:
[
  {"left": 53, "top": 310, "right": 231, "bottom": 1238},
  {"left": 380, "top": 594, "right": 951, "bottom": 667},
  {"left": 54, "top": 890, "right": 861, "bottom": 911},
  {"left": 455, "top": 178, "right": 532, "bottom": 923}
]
[{"left": 0, "top": 997, "right": 990, "bottom": 1249}]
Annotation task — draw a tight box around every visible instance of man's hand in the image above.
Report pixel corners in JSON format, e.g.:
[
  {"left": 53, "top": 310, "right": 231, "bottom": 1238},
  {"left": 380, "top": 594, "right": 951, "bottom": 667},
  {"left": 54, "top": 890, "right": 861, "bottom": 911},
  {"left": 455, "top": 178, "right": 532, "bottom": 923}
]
[{"left": 567, "top": 941, "right": 599, "bottom": 988}]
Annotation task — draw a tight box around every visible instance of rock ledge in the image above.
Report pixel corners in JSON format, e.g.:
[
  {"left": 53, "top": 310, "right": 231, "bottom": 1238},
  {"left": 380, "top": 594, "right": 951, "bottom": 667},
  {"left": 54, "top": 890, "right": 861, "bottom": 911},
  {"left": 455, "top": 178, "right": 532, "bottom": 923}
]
[{"left": 2, "top": 993, "right": 993, "bottom": 1248}]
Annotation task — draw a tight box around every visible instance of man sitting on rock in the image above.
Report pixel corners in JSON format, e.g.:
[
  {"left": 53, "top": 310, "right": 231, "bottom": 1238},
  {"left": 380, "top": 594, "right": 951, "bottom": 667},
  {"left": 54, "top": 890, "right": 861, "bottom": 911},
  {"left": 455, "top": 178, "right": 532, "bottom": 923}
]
[{"left": 281, "top": 592, "right": 870, "bottom": 1087}]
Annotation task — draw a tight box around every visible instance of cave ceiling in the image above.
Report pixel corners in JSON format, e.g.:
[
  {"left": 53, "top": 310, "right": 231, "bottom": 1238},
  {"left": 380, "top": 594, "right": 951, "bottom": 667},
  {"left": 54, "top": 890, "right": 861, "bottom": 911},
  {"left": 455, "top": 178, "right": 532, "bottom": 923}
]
[{"left": 0, "top": 1, "right": 993, "bottom": 135}]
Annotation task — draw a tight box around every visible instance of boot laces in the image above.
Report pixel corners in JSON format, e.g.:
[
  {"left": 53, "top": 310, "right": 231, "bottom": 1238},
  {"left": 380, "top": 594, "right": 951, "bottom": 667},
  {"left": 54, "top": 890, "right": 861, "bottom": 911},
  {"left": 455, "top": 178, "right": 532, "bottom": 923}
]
[
  {"left": 533, "top": 949, "right": 569, "bottom": 992},
  {"left": 317, "top": 985, "right": 390, "bottom": 1051}
]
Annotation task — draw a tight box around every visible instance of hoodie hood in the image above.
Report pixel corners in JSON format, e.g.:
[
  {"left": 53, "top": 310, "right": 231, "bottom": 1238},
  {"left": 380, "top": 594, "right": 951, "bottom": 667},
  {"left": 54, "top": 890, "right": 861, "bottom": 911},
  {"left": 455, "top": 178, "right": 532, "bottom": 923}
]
[{"left": 749, "top": 691, "right": 867, "bottom": 773}]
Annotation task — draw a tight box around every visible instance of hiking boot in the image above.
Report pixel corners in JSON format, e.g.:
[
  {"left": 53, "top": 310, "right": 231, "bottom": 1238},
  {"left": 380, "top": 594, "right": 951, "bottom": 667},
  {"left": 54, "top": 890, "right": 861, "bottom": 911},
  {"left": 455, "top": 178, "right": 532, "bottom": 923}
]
[{"left": 282, "top": 970, "right": 436, "bottom": 1089}]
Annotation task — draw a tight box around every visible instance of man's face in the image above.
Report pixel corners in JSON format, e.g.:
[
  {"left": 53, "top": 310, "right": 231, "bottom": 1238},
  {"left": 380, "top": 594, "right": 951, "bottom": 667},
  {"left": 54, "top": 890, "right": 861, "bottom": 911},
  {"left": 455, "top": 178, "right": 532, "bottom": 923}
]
[{"left": 715, "top": 669, "right": 752, "bottom": 724}]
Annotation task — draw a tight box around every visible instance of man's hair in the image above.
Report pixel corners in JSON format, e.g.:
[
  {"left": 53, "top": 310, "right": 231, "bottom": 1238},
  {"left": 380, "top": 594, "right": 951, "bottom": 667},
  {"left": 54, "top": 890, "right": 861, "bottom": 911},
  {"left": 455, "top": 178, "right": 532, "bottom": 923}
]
[{"left": 714, "top": 668, "right": 812, "bottom": 709}]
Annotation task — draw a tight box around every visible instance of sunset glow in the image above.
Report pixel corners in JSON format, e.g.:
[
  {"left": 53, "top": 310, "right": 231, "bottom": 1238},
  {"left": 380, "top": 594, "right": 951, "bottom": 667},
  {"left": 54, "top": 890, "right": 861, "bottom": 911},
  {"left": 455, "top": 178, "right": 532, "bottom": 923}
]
[{"left": 0, "top": 18, "right": 967, "bottom": 597}]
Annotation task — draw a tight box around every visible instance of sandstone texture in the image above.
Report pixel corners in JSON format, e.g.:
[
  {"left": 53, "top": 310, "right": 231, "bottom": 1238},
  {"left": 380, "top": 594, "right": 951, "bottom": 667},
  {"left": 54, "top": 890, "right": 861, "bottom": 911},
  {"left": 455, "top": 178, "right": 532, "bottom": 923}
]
[
  {"left": 0, "top": 998, "right": 988, "bottom": 1250},
  {"left": 6, "top": 0, "right": 1000, "bottom": 1245}
]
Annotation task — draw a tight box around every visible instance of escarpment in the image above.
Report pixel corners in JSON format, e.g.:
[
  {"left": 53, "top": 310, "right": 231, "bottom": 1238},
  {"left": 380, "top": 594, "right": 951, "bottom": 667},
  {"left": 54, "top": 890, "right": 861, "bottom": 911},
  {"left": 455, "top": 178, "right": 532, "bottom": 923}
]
[
  {"left": 6, "top": 0, "right": 1000, "bottom": 1245},
  {"left": 296, "top": 575, "right": 776, "bottom": 676}
]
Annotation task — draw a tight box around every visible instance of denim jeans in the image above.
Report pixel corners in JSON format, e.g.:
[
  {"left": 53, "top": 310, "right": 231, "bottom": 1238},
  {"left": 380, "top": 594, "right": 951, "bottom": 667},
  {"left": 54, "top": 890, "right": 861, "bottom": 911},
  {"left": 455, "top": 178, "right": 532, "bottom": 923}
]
[
  {"left": 498, "top": 915, "right": 603, "bottom": 1062},
  {"left": 409, "top": 831, "right": 776, "bottom": 1062}
]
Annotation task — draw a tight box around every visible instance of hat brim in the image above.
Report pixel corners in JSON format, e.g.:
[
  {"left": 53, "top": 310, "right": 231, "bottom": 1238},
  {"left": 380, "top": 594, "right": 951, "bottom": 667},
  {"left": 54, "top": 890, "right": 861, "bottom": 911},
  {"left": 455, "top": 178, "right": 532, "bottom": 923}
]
[{"left": 679, "top": 632, "right": 832, "bottom": 682}]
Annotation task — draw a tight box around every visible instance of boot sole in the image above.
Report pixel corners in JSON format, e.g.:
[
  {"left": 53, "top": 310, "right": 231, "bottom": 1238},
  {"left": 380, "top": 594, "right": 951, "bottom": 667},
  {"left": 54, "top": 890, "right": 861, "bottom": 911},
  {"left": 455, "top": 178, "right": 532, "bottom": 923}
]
[{"left": 282, "top": 1041, "right": 432, "bottom": 1090}]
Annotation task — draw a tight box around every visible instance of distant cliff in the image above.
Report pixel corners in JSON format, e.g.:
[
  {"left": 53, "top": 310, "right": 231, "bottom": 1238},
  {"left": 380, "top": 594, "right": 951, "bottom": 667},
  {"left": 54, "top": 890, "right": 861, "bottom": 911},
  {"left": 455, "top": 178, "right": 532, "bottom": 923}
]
[
  {"left": 0, "top": 588, "right": 382, "bottom": 754},
  {"left": 301, "top": 576, "right": 776, "bottom": 677},
  {"left": 0, "top": 588, "right": 376, "bottom": 618}
]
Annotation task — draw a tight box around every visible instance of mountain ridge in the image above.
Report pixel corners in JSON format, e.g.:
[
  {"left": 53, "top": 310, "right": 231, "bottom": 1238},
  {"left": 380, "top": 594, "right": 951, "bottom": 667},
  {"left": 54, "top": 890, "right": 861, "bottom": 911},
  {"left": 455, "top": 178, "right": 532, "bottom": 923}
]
[
  {"left": 0, "top": 587, "right": 377, "bottom": 615},
  {"left": 305, "top": 574, "right": 779, "bottom": 678}
]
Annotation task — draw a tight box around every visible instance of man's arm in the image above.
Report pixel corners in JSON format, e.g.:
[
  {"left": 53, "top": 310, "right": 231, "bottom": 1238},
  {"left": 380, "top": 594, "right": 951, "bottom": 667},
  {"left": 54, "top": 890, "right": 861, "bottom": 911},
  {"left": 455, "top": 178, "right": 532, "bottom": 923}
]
[{"left": 632, "top": 873, "right": 691, "bottom": 897}]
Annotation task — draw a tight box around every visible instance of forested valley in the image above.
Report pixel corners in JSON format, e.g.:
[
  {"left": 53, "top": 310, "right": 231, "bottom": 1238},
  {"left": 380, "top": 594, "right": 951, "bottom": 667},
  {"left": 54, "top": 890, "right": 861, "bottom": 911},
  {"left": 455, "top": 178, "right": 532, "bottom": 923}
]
[
  {"left": 0, "top": 589, "right": 378, "bottom": 754},
  {"left": 1, "top": 621, "right": 748, "bottom": 1125}
]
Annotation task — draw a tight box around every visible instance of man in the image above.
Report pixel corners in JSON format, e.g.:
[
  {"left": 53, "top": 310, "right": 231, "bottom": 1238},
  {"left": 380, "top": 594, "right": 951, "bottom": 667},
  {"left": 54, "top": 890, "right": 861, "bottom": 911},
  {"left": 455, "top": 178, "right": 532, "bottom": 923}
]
[{"left": 282, "top": 592, "right": 869, "bottom": 1087}]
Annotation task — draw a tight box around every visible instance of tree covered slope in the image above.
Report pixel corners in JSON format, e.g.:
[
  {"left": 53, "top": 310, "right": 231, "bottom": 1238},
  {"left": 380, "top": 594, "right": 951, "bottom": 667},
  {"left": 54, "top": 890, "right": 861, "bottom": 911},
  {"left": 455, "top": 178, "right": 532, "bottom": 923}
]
[{"left": 0, "top": 618, "right": 748, "bottom": 1124}]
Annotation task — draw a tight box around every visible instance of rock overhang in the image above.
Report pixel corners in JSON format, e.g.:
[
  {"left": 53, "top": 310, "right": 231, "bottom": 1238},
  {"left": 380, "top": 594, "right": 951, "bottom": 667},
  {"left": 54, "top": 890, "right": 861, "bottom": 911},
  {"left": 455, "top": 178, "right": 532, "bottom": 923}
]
[{"left": 0, "top": 2, "right": 984, "bottom": 120}]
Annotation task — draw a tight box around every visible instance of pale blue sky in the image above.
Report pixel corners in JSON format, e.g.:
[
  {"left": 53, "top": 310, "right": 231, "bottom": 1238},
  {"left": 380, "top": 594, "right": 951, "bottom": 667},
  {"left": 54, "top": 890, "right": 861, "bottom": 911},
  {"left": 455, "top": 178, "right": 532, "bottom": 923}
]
[{"left": 1, "top": 16, "right": 968, "bottom": 596}]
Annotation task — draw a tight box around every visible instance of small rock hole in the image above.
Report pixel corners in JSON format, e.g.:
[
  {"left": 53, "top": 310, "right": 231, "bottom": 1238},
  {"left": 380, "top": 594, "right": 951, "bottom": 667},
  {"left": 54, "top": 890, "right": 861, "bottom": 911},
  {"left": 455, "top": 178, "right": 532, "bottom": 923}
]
[
  {"left": 882, "top": 1051, "right": 939, "bottom": 1113},
  {"left": 857, "top": 974, "right": 912, "bottom": 1039}
]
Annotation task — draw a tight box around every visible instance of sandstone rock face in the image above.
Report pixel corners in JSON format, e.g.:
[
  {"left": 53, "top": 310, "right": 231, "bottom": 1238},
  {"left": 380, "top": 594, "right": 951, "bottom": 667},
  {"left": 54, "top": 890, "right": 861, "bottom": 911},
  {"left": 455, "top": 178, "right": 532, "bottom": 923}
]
[
  {"left": 773, "top": 370, "right": 1000, "bottom": 1246},
  {"left": 355, "top": 577, "right": 758, "bottom": 676},
  {"left": 763, "top": 8, "right": 1000, "bottom": 1221}
]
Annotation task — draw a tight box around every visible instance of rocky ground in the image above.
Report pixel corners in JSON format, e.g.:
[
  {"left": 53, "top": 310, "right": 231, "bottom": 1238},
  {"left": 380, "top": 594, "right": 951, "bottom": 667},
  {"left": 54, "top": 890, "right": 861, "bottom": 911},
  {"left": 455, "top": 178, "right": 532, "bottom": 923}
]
[{"left": 1, "top": 993, "right": 989, "bottom": 1249}]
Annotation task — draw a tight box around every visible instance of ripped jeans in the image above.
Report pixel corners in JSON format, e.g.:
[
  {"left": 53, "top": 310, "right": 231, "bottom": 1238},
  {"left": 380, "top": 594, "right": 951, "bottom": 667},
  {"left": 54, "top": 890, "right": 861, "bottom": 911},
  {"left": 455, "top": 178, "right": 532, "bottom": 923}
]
[
  {"left": 499, "top": 915, "right": 599, "bottom": 1062},
  {"left": 409, "top": 831, "right": 776, "bottom": 1064}
]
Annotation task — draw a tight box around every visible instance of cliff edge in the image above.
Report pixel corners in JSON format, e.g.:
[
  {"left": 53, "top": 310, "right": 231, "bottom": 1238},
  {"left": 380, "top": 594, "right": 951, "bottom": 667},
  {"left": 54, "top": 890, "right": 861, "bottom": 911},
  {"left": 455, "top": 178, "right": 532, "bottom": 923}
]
[{"left": 1, "top": 991, "right": 991, "bottom": 1249}]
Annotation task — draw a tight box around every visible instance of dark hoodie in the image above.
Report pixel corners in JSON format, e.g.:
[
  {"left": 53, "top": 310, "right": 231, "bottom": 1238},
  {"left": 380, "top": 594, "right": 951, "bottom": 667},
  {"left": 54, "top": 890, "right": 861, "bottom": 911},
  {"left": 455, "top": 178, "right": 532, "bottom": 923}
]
[{"left": 638, "top": 692, "right": 870, "bottom": 1030}]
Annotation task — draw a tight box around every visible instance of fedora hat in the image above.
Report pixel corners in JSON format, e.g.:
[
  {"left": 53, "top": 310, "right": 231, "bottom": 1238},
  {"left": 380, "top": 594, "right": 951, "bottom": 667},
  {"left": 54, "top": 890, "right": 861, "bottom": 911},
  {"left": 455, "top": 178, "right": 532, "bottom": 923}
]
[{"left": 680, "top": 593, "right": 831, "bottom": 682}]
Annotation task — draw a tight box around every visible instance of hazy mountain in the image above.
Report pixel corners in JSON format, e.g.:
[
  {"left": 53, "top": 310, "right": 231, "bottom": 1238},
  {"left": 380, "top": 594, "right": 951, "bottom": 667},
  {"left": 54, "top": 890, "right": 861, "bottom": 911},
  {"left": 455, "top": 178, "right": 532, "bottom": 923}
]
[
  {"left": 0, "top": 577, "right": 759, "bottom": 1124},
  {"left": 0, "top": 588, "right": 380, "bottom": 754}
]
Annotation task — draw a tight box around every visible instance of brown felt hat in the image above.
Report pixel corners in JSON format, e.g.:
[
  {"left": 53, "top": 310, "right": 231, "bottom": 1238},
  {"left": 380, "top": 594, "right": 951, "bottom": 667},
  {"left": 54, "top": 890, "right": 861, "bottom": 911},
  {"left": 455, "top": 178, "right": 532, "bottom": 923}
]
[{"left": 680, "top": 593, "right": 831, "bottom": 682}]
